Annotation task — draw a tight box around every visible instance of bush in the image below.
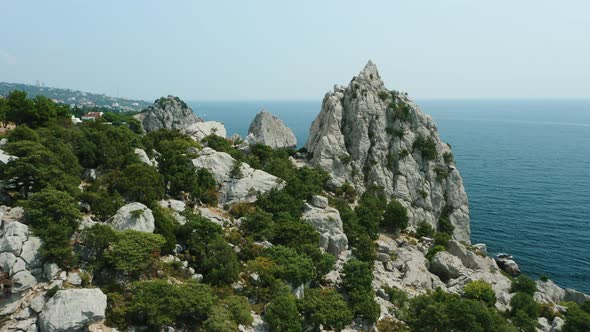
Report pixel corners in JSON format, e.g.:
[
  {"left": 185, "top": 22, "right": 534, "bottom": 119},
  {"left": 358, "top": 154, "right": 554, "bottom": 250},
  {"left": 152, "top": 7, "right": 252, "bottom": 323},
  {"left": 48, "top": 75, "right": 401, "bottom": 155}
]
[
  {"left": 22, "top": 188, "right": 82, "bottom": 267},
  {"left": 298, "top": 288, "right": 353, "bottom": 331},
  {"left": 463, "top": 280, "right": 496, "bottom": 307},
  {"left": 564, "top": 302, "right": 590, "bottom": 331},
  {"left": 407, "top": 289, "right": 515, "bottom": 331},
  {"left": 415, "top": 221, "right": 435, "bottom": 238},
  {"left": 203, "top": 306, "right": 238, "bottom": 332},
  {"left": 115, "top": 163, "right": 165, "bottom": 206},
  {"left": 510, "top": 275, "right": 537, "bottom": 295},
  {"left": 265, "top": 289, "right": 302, "bottom": 332},
  {"left": 382, "top": 199, "right": 408, "bottom": 232},
  {"left": 355, "top": 186, "right": 387, "bottom": 239},
  {"left": 129, "top": 280, "right": 216, "bottom": 328},
  {"left": 412, "top": 135, "right": 437, "bottom": 161},
  {"left": 384, "top": 286, "right": 409, "bottom": 308},
  {"left": 221, "top": 295, "right": 253, "bottom": 326},
  {"left": 265, "top": 245, "right": 314, "bottom": 286},
  {"left": 433, "top": 232, "right": 451, "bottom": 247},
  {"left": 342, "top": 259, "right": 380, "bottom": 323},
  {"left": 152, "top": 206, "right": 179, "bottom": 254},
  {"left": 105, "top": 230, "right": 165, "bottom": 277},
  {"left": 510, "top": 292, "right": 539, "bottom": 318},
  {"left": 241, "top": 209, "right": 274, "bottom": 241},
  {"left": 437, "top": 214, "right": 455, "bottom": 235},
  {"left": 200, "top": 235, "right": 240, "bottom": 285},
  {"left": 81, "top": 224, "right": 119, "bottom": 270}
]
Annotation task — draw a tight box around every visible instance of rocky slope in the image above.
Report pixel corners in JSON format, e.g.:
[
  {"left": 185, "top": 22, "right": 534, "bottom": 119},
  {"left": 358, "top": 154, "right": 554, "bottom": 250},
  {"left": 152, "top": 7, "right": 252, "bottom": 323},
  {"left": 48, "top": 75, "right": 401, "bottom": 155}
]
[
  {"left": 306, "top": 61, "right": 470, "bottom": 242},
  {"left": 245, "top": 111, "right": 297, "bottom": 149}
]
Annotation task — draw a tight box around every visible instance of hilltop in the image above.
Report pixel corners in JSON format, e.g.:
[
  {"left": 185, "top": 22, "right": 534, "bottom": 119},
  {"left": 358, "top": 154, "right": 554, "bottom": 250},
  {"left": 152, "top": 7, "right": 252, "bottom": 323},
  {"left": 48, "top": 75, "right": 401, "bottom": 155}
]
[{"left": 0, "top": 82, "right": 150, "bottom": 112}]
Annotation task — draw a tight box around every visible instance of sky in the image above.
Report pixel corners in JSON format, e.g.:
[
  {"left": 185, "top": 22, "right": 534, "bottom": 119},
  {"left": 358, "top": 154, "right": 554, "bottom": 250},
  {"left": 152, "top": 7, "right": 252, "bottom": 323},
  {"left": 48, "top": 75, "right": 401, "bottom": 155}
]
[{"left": 1, "top": 0, "right": 589, "bottom": 101}]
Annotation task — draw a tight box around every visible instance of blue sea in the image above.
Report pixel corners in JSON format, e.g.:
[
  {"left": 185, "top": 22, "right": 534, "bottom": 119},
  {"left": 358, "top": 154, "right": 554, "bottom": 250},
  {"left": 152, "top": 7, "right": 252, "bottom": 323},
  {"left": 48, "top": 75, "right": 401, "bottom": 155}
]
[{"left": 189, "top": 99, "right": 590, "bottom": 293}]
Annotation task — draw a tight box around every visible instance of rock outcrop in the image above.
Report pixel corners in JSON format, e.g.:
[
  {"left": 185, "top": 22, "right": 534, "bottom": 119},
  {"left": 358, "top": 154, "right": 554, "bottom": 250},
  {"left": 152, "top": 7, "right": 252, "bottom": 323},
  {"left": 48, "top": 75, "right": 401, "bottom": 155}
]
[
  {"left": 301, "top": 195, "right": 348, "bottom": 255},
  {"left": 109, "top": 202, "right": 155, "bottom": 233},
  {"left": 191, "top": 148, "right": 285, "bottom": 204},
  {"left": 245, "top": 111, "right": 297, "bottom": 149},
  {"left": 0, "top": 207, "right": 43, "bottom": 294},
  {"left": 184, "top": 121, "right": 227, "bottom": 141},
  {"left": 136, "top": 96, "right": 201, "bottom": 132},
  {"left": 38, "top": 288, "right": 107, "bottom": 332},
  {"left": 306, "top": 61, "right": 470, "bottom": 242}
]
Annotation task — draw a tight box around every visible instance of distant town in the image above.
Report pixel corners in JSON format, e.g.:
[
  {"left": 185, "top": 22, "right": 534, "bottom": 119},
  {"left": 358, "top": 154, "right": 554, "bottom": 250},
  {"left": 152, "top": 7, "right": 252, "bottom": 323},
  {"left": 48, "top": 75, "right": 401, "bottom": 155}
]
[{"left": 0, "top": 81, "right": 151, "bottom": 112}]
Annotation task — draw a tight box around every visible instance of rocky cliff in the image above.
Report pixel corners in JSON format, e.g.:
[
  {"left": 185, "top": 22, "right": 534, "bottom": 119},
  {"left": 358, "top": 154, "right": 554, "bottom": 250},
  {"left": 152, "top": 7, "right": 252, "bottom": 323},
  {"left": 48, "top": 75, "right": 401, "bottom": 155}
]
[
  {"left": 135, "top": 95, "right": 201, "bottom": 132},
  {"left": 306, "top": 61, "right": 470, "bottom": 242}
]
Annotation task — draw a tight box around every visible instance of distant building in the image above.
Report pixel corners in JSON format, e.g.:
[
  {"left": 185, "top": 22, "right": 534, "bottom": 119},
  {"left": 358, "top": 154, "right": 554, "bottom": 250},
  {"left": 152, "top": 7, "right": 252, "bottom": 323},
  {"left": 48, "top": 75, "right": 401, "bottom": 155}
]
[
  {"left": 71, "top": 115, "right": 82, "bottom": 124},
  {"left": 81, "top": 111, "right": 104, "bottom": 121}
]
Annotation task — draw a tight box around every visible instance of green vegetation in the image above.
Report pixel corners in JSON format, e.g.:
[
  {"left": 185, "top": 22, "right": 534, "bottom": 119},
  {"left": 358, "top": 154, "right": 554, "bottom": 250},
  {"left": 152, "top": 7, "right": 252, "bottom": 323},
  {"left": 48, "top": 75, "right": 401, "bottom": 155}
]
[
  {"left": 298, "top": 288, "right": 353, "bottom": 331},
  {"left": 382, "top": 199, "right": 409, "bottom": 232},
  {"left": 342, "top": 259, "right": 380, "bottom": 323},
  {"left": 412, "top": 135, "right": 437, "bottom": 161},
  {"left": 463, "top": 280, "right": 497, "bottom": 307}
]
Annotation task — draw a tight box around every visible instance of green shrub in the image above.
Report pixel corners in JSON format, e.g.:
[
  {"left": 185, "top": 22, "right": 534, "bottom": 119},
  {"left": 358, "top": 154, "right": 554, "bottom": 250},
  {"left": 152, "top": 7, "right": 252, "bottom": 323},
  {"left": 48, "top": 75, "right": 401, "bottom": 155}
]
[
  {"left": 433, "top": 232, "right": 451, "bottom": 247},
  {"left": 105, "top": 230, "right": 165, "bottom": 277},
  {"left": 129, "top": 279, "right": 216, "bottom": 328},
  {"left": 437, "top": 214, "right": 455, "bottom": 235},
  {"left": 384, "top": 286, "right": 409, "bottom": 308},
  {"left": 378, "top": 91, "right": 390, "bottom": 101},
  {"left": 382, "top": 199, "right": 409, "bottom": 232},
  {"left": 152, "top": 206, "right": 179, "bottom": 254},
  {"left": 200, "top": 235, "right": 240, "bottom": 286},
  {"left": 342, "top": 259, "right": 380, "bottom": 323},
  {"left": 434, "top": 166, "right": 450, "bottom": 182},
  {"left": 407, "top": 289, "right": 515, "bottom": 331},
  {"left": 463, "top": 280, "right": 496, "bottom": 307},
  {"left": 114, "top": 162, "right": 165, "bottom": 206},
  {"left": 412, "top": 135, "right": 437, "bottom": 161},
  {"left": 203, "top": 306, "right": 238, "bottom": 332},
  {"left": 265, "top": 245, "right": 314, "bottom": 286},
  {"left": 265, "top": 289, "right": 302, "bottom": 332},
  {"left": 510, "top": 275, "right": 537, "bottom": 295},
  {"left": 22, "top": 188, "right": 82, "bottom": 267},
  {"left": 415, "top": 221, "right": 435, "bottom": 238},
  {"left": 540, "top": 274, "right": 549, "bottom": 282},
  {"left": 298, "top": 288, "right": 353, "bottom": 331},
  {"left": 221, "top": 295, "right": 253, "bottom": 326},
  {"left": 81, "top": 223, "right": 120, "bottom": 270},
  {"left": 241, "top": 209, "right": 274, "bottom": 241},
  {"left": 564, "top": 302, "right": 590, "bottom": 331}
]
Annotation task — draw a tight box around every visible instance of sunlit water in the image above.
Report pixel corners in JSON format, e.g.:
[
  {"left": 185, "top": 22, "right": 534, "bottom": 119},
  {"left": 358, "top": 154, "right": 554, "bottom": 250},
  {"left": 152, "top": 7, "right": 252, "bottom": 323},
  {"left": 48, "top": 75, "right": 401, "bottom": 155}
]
[{"left": 189, "top": 99, "right": 590, "bottom": 293}]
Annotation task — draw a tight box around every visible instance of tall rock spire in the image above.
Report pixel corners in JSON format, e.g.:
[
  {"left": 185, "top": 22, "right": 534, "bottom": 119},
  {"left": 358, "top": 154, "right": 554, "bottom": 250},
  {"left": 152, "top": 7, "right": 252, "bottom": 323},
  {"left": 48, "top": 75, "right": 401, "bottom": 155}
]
[{"left": 306, "top": 62, "right": 470, "bottom": 242}]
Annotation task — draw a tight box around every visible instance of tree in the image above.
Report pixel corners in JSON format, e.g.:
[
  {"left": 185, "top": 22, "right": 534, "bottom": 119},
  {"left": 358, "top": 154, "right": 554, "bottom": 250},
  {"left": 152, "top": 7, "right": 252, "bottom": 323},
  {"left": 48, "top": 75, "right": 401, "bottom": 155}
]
[
  {"left": 114, "top": 163, "right": 165, "bottom": 205},
  {"left": 5, "top": 90, "right": 34, "bottom": 126},
  {"left": 298, "top": 288, "right": 352, "bottom": 331},
  {"left": 221, "top": 295, "right": 253, "bottom": 326},
  {"left": 510, "top": 292, "right": 540, "bottom": 328},
  {"left": 81, "top": 224, "right": 119, "bottom": 271},
  {"left": 201, "top": 235, "right": 240, "bottom": 285},
  {"left": 355, "top": 186, "right": 387, "bottom": 239},
  {"left": 129, "top": 280, "right": 216, "bottom": 328},
  {"left": 265, "top": 245, "right": 314, "bottom": 286},
  {"left": 564, "top": 302, "right": 590, "bottom": 332},
  {"left": 152, "top": 205, "right": 179, "bottom": 254},
  {"left": 463, "top": 280, "right": 496, "bottom": 307},
  {"left": 510, "top": 275, "right": 537, "bottom": 295},
  {"left": 382, "top": 199, "right": 408, "bottom": 232},
  {"left": 265, "top": 290, "right": 302, "bottom": 332},
  {"left": 22, "top": 188, "right": 81, "bottom": 267},
  {"left": 342, "top": 259, "right": 380, "bottom": 323},
  {"left": 156, "top": 139, "right": 200, "bottom": 199},
  {"left": 241, "top": 209, "right": 274, "bottom": 241},
  {"left": 105, "top": 230, "right": 165, "bottom": 277},
  {"left": 0, "top": 97, "right": 7, "bottom": 127},
  {"left": 203, "top": 306, "right": 238, "bottom": 332}
]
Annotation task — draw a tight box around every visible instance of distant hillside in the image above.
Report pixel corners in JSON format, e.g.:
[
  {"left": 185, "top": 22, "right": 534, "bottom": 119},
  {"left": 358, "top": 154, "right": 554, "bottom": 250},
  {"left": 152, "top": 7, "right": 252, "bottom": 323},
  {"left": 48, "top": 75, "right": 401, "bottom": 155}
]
[{"left": 0, "top": 82, "right": 151, "bottom": 112}]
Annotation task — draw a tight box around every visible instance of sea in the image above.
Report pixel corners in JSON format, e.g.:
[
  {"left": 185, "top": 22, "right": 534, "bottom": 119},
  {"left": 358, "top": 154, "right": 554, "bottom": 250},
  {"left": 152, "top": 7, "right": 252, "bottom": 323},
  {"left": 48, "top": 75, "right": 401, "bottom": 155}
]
[{"left": 189, "top": 99, "right": 590, "bottom": 293}]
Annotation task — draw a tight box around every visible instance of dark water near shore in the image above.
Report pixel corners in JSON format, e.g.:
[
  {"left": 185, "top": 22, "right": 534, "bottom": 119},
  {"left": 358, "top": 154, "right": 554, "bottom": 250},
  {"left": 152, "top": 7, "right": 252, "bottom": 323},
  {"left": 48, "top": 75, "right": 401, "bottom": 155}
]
[{"left": 189, "top": 99, "right": 590, "bottom": 293}]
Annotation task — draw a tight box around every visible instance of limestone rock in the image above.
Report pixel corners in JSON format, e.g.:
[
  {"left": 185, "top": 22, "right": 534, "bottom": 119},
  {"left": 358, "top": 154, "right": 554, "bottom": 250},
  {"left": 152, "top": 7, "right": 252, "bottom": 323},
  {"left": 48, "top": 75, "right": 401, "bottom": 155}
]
[
  {"left": 109, "top": 202, "right": 155, "bottom": 233},
  {"left": 301, "top": 201, "right": 348, "bottom": 255},
  {"left": 551, "top": 317, "right": 565, "bottom": 332},
  {"left": 11, "top": 270, "right": 37, "bottom": 293},
  {"left": 134, "top": 148, "right": 156, "bottom": 166},
  {"left": 310, "top": 195, "right": 329, "bottom": 209},
  {"left": 38, "top": 288, "right": 107, "bottom": 332},
  {"left": 447, "top": 240, "right": 494, "bottom": 271},
  {"left": 191, "top": 147, "right": 284, "bottom": 204},
  {"left": 185, "top": 121, "right": 227, "bottom": 141},
  {"left": 430, "top": 251, "right": 467, "bottom": 281},
  {"left": 136, "top": 95, "right": 201, "bottom": 132},
  {"left": 305, "top": 61, "right": 470, "bottom": 242},
  {"left": 535, "top": 280, "right": 567, "bottom": 304},
  {"left": 246, "top": 111, "right": 297, "bottom": 149},
  {"left": 0, "top": 148, "right": 17, "bottom": 164}
]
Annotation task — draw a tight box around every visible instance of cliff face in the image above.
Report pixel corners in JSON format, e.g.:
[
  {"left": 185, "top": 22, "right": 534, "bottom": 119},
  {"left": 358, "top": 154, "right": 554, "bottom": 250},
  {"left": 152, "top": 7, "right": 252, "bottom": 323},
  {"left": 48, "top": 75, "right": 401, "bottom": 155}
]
[
  {"left": 306, "top": 61, "right": 470, "bottom": 242},
  {"left": 246, "top": 111, "right": 297, "bottom": 149}
]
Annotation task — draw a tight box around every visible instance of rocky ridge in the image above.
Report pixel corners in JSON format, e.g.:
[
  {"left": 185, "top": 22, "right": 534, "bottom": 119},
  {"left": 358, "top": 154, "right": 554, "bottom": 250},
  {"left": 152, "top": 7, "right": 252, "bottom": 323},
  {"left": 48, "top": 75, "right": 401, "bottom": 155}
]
[
  {"left": 135, "top": 95, "right": 202, "bottom": 132},
  {"left": 306, "top": 61, "right": 469, "bottom": 242}
]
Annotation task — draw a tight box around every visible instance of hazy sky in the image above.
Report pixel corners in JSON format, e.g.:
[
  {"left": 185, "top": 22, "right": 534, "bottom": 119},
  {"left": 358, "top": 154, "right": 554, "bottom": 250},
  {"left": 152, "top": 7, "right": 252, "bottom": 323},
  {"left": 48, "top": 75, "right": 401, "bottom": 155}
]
[{"left": 1, "top": 0, "right": 589, "bottom": 101}]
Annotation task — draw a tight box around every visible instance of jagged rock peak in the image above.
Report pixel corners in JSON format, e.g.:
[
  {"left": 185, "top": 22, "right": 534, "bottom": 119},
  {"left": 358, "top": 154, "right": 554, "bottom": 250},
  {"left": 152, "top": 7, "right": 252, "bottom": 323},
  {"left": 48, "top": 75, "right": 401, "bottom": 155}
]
[
  {"left": 305, "top": 62, "right": 471, "bottom": 242},
  {"left": 136, "top": 95, "right": 202, "bottom": 132},
  {"left": 246, "top": 110, "right": 297, "bottom": 149}
]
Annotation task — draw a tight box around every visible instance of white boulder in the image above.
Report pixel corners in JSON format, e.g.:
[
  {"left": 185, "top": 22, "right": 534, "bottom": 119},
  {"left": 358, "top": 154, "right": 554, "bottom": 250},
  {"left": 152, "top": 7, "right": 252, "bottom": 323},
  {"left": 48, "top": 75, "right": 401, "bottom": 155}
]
[
  {"left": 110, "top": 202, "right": 155, "bottom": 233},
  {"left": 38, "top": 288, "right": 107, "bottom": 332}
]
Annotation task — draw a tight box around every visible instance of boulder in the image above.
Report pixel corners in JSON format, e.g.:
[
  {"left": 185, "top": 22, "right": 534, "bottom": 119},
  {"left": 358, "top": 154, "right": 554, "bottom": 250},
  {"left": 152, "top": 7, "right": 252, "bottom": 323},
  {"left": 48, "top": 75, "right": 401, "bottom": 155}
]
[
  {"left": 20, "top": 236, "right": 42, "bottom": 269},
  {"left": 310, "top": 195, "right": 329, "bottom": 209},
  {"left": 134, "top": 148, "right": 156, "bottom": 166},
  {"left": 535, "top": 280, "right": 566, "bottom": 304},
  {"left": 109, "top": 202, "right": 155, "bottom": 233},
  {"left": 564, "top": 288, "right": 590, "bottom": 305},
  {"left": 430, "top": 251, "right": 467, "bottom": 281},
  {"left": 39, "top": 288, "right": 107, "bottom": 332},
  {"left": 191, "top": 148, "right": 284, "bottom": 204},
  {"left": 551, "top": 316, "right": 565, "bottom": 332},
  {"left": 246, "top": 111, "right": 297, "bottom": 149},
  {"left": 305, "top": 61, "right": 470, "bottom": 242},
  {"left": 0, "top": 148, "right": 17, "bottom": 164},
  {"left": 301, "top": 202, "right": 348, "bottom": 255},
  {"left": 185, "top": 121, "right": 227, "bottom": 141},
  {"left": 11, "top": 270, "right": 37, "bottom": 293},
  {"left": 447, "top": 240, "right": 494, "bottom": 271},
  {"left": 136, "top": 95, "right": 201, "bottom": 132},
  {"left": 494, "top": 254, "right": 520, "bottom": 276}
]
